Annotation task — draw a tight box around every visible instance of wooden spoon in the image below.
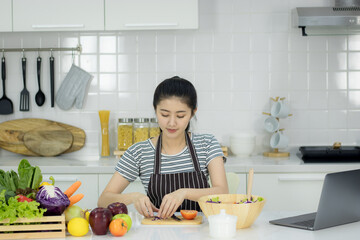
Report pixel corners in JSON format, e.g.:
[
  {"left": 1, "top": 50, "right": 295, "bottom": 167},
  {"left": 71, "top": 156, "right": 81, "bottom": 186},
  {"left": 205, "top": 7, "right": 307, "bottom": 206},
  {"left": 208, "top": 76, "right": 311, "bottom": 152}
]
[{"left": 247, "top": 168, "right": 254, "bottom": 201}]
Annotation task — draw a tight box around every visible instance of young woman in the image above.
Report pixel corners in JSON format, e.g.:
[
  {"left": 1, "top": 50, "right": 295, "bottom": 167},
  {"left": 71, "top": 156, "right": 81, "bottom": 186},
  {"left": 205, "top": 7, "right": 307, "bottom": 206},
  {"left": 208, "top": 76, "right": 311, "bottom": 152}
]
[{"left": 98, "top": 76, "right": 228, "bottom": 219}]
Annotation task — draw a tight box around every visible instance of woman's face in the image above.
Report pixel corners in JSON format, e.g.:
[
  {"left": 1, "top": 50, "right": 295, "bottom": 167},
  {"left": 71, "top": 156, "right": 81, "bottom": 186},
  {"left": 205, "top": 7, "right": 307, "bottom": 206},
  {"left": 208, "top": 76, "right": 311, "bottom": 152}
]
[{"left": 155, "top": 97, "right": 196, "bottom": 139}]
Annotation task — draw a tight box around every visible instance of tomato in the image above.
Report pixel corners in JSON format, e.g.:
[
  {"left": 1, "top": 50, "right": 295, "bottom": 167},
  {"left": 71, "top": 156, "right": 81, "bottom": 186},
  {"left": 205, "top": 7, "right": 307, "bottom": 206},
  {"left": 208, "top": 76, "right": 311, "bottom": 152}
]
[
  {"left": 180, "top": 210, "right": 198, "bottom": 220},
  {"left": 109, "top": 218, "right": 128, "bottom": 237},
  {"left": 16, "top": 195, "right": 33, "bottom": 202}
]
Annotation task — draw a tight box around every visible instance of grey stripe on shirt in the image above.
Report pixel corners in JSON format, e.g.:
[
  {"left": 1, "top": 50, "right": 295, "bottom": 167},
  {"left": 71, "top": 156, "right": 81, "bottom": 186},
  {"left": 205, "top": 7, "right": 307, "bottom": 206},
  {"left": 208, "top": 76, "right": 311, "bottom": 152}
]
[{"left": 115, "top": 133, "right": 224, "bottom": 192}]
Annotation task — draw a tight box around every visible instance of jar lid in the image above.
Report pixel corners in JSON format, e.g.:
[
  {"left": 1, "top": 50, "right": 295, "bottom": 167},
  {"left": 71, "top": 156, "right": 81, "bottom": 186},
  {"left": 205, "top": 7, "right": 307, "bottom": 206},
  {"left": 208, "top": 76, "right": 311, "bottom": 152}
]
[
  {"left": 118, "top": 118, "right": 133, "bottom": 123},
  {"left": 134, "top": 118, "right": 149, "bottom": 123},
  {"left": 150, "top": 118, "right": 158, "bottom": 123},
  {"left": 208, "top": 209, "right": 237, "bottom": 224}
]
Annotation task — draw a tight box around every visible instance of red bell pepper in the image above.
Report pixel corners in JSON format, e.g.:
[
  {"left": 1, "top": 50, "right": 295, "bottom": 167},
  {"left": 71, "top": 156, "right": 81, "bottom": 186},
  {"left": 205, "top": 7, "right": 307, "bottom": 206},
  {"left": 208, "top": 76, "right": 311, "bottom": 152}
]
[{"left": 17, "top": 194, "right": 34, "bottom": 202}]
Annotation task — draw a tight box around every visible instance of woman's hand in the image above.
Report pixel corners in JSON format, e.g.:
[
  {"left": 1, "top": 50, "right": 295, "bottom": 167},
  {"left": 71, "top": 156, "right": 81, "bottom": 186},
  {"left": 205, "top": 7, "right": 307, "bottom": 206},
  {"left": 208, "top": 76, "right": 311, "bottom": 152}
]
[
  {"left": 158, "top": 189, "right": 186, "bottom": 219},
  {"left": 133, "top": 193, "right": 159, "bottom": 218}
]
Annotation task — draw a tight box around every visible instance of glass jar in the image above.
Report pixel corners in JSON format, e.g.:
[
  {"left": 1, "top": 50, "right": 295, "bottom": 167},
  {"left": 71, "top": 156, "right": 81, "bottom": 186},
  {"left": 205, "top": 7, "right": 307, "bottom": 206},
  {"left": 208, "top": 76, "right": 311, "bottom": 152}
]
[
  {"left": 133, "top": 118, "right": 149, "bottom": 143},
  {"left": 117, "top": 118, "right": 133, "bottom": 151},
  {"left": 149, "top": 118, "right": 160, "bottom": 138}
]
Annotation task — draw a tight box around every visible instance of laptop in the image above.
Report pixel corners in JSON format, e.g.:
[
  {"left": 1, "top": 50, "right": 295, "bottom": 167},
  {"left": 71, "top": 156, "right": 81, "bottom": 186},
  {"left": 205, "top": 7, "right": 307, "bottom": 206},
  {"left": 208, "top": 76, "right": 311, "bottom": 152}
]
[{"left": 269, "top": 169, "right": 360, "bottom": 231}]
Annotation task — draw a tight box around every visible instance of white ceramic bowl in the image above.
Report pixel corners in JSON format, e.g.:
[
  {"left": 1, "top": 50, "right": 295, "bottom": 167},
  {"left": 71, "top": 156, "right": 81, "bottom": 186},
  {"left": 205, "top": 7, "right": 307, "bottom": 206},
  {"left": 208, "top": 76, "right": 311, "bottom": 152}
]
[
  {"left": 230, "top": 143, "right": 255, "bottom": 157},
  {"left": 230, "top": 134, "right": 256, "bottom": 145}
]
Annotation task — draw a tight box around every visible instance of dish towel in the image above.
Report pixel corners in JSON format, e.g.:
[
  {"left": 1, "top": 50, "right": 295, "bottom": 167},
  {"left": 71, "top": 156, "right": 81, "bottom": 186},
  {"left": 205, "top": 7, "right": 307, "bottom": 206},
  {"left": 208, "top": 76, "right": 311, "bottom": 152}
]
[{"left": 55, "top": 64, "right": 93, "bottom": 110}]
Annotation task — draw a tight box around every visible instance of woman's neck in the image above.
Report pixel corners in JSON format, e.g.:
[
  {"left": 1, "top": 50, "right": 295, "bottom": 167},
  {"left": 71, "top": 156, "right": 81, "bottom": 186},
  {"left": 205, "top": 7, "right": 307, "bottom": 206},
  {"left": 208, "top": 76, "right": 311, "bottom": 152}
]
[{"left": 161, "top": 132, "right": 188, "bottom": 155}]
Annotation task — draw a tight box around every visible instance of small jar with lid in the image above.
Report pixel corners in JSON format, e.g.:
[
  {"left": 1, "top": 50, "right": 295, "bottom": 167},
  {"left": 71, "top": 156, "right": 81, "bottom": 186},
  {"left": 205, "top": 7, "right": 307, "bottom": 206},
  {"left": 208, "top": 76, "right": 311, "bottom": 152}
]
[
  {"left": 117, "top": 118, "right": 133, "bottom": 151},
  {"left": 149, "top": 118, "right": 160, "bottom": 138},
  {"left": 133, "top": 118, "right": 150, "bottom": 143}
]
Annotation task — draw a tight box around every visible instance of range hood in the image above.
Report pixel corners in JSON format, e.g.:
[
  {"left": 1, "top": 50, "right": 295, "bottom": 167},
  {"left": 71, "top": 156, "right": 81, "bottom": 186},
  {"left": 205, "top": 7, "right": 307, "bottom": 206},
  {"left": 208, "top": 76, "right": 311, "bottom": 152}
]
[{"left": 294, "top": 0, "right": 360, "bottom": 36}]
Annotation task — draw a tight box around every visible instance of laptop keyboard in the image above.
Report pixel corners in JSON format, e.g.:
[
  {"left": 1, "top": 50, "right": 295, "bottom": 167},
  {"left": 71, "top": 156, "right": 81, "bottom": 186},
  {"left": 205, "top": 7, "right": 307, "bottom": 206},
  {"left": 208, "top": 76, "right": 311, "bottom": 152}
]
[{"left": 293, "top": 219, "right": 315, "bottom": 228}]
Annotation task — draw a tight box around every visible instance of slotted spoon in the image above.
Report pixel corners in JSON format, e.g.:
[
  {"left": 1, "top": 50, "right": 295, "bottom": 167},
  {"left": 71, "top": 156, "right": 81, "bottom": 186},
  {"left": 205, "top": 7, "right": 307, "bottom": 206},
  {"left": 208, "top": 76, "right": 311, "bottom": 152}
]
[{"left": 19, "top": 57, "right": 29, "bottom": 111}]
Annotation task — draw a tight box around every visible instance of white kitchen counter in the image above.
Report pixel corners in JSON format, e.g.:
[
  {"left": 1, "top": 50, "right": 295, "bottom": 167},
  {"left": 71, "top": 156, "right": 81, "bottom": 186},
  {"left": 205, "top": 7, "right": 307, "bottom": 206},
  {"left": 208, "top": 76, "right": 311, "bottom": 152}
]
[
  {"left": 1, "top": 152, "right": 360, "bottom": 174},
  {"left": 61, "top": 211, "right": 360, "bottom": 240}
]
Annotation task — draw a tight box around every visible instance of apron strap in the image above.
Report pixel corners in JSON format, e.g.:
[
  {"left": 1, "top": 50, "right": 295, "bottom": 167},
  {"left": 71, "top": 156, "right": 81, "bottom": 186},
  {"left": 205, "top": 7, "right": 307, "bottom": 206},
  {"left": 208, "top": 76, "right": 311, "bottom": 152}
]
[
  {"left": 185, "top": 132, "right": 201, "bottom": 172},
  {"left": 154, "top": 133, "right": 162, "bottom": 174},
  {"left": 154, "top": 132, "right": 201, "bottom": 174}
]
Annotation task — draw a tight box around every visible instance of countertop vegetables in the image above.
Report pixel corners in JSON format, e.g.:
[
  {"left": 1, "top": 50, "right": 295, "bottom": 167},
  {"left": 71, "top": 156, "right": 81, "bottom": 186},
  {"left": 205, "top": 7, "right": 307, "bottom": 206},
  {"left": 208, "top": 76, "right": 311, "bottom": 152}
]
[
  {"left": 39, "top": 176, "right": 55, "bottom": 187},
  {"left": 69, "top": 193, "right": 84, "bottom": 207},
  {"left": 36, "top": 185, "right": 70, "bottom": 216},
  {"left": 16, "top": 194, "right": 34, "bottom": 202},
  {"left": 0, "top": 189, "right": 46, "bottom": 223},
  {"left": 64, "top": 181, "right": 81, "bottom": 198},
  {"left": 0, "top": 159, "right": 43, "bottom": 203},
  {"left": 180, "top": 210, "right": 198, "bottom": 220},
  {"left": 18, "top": 159, "right": 42, "bottom": 190}
]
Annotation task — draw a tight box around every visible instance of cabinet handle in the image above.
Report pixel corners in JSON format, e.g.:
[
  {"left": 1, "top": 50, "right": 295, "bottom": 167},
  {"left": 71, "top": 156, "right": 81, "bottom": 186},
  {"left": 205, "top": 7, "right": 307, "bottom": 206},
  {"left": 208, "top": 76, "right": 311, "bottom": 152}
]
[
  {"left": 124, "top": 23, "right": 178, "bottom": 28},
  {"left": 278, "top": 174, "right": 326, "bottom": 181},
  {"left": 32, "top": 24, "right": 85, "bottom": 29},
  {"left": 43, "top": 175, "right": 78, "bottom": 182}
]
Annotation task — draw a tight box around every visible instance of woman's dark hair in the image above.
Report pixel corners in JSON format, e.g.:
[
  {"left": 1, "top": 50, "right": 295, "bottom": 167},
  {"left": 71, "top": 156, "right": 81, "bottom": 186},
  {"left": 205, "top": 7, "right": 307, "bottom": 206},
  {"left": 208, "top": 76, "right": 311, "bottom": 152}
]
[{"left": 153, "top": 76, "right": 197, "bottom": 132}]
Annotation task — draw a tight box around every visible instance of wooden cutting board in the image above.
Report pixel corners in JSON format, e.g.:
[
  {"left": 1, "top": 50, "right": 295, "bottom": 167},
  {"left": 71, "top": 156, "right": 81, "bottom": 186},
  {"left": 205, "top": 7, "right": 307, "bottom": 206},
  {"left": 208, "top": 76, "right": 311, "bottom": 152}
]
[
  {"left": 23, "top": 123, "right": 74, "bottom": 157},
  {"left": 0, "top": 118, "right": 85, "bottom": 156},
  {"left": 141, "top": 215, "right": 202, "bottom": 225}
]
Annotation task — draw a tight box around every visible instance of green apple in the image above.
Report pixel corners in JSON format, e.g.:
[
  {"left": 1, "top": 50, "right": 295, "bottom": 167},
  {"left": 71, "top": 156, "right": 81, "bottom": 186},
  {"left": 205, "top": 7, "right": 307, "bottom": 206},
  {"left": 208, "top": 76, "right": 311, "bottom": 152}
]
[{"left": 112, "top": 214, "right": 132, "bottom": 231}]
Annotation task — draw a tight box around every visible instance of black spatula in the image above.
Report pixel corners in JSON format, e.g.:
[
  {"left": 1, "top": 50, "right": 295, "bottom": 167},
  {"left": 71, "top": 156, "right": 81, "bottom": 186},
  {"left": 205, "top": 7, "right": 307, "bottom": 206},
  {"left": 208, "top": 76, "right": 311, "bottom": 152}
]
[{"left": 0, "top": 56, "right": 13, "bottom": 114}]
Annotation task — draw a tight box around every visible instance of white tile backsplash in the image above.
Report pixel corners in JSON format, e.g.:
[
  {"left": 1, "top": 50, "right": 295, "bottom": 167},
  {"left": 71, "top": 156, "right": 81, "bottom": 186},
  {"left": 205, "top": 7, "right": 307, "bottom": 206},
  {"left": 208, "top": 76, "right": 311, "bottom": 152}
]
[{"left": 1, "top": 0, "right": 360, "bottom": 158}]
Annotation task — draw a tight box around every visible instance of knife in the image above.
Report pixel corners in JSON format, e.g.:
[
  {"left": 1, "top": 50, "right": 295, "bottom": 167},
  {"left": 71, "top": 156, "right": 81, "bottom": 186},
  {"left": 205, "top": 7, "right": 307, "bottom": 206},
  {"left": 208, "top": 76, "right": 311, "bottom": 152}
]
[{"left": 171, "top": 214, "right": 182, "bottom": 221}]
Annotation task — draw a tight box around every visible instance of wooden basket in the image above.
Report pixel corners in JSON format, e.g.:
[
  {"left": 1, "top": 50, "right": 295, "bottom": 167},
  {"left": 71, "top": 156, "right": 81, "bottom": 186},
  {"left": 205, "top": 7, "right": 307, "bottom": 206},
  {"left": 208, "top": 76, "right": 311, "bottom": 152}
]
[
  {"left": 0, "top": 214, "right": 65, "bottom": 239},
  {"left": 198, "top": 194, "right": 266, "bottom": 229}
]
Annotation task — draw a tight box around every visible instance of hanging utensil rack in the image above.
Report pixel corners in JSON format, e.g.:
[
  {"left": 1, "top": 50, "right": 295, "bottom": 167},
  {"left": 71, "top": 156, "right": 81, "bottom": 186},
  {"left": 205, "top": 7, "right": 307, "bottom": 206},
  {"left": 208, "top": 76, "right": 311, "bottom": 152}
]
[{"left": 1, "top": 44, "right": 82, "bottom": 54}]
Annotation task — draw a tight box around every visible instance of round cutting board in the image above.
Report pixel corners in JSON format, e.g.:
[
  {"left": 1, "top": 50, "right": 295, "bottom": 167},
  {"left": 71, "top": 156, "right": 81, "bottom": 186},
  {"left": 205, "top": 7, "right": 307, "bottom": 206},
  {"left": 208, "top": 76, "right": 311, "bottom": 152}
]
[{"left": 23, "top": 123, "right": 73, "bottom": 157}]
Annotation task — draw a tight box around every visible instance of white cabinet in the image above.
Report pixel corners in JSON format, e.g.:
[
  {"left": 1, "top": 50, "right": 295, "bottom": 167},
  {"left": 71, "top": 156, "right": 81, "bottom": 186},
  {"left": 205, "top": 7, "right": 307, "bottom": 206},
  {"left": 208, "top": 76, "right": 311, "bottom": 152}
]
[
  {"left": 0, "top": 0, "right": 12, "bottom": 32},
  {"left": 105, "top": 0, "right": 198, "bottom": 30},
  {"left": 251, "top": 173, "right": 326, "bottom": 211},
  {"left": 43, "top": 174, "right": 98, "bottom": 210},
  {"left": 12, "top": 0, "right": 104, "bottom": 32}
]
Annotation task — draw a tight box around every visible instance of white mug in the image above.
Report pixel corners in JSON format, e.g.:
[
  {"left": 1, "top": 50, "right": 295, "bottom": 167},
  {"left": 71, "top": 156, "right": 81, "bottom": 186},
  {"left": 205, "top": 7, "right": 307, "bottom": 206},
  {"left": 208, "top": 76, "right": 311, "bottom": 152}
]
[
  {"left": 271, "top": 101, "right": 289, "bottom": 119},
  {"left": 264, "top": 116, "right": 279, "bottom": 133},
  {"left": 270, "top": 132, "right": 289, "bottom": 149}
]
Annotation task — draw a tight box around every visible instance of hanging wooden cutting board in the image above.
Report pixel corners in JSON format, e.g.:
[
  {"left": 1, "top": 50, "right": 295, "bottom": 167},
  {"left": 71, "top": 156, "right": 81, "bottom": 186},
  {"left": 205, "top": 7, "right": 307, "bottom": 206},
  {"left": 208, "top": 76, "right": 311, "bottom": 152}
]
[
  {"left": 141, "top": 215, "right": 202, "bottom": 225},
  {"left": 0, "top": 118, "right": 85, "bottom": 156},
  {"left": 23, "top": 123, "right": 74, "bottom": 157}
]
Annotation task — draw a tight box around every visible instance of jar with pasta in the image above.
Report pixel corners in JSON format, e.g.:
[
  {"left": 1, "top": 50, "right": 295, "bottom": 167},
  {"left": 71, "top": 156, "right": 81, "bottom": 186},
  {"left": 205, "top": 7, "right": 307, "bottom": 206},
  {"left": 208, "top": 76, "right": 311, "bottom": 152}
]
[
  {"left": 117, "top": 118, "right": 134, "bottom": 151},
  {"left": 149, "top": 118, "right": 160, "bottom": 138},
  {"left": 133, "top": 118, "right": 149, "bottom": 143}
]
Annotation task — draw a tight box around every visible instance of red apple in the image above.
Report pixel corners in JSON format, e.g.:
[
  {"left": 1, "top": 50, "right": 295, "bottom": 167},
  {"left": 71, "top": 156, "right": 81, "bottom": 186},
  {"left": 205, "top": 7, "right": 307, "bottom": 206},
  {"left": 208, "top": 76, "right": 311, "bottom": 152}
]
[
  {"left": 107, "top": 202, "right": 128, "bottom": 215},
  {"left": 89, "top": 207, "right": 112, "bottom": 235}
]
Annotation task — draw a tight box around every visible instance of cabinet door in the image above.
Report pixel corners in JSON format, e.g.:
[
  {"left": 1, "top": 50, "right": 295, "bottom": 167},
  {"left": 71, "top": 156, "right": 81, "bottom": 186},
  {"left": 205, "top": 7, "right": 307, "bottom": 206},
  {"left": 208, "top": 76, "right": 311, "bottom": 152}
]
[
  {"left": 0, "top": 0, "right": 12, "bottom": 32},
  {"left": 43, "top": 174, "right": 98, "bottom": 210},
  {"left": 251, "top": 173, "right": 326, "bottom": 211},
  {"left": 13, "top": 0, "right": 104, "bottom": 31},
  {"left": 99, "top": 174, "right": 146, "bottom": 213},
  {"left": 105, "top": 0, "right": 198, "bottom": 30}
]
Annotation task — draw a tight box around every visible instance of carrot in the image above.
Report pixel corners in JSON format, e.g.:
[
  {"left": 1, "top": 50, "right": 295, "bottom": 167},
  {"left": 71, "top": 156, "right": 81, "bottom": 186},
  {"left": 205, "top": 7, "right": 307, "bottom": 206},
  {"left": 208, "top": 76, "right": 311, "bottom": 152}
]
[
  {"left": 64, "top": 181, "right": 81, "bottom": 198},
  {"left": 69, "top": 193, "right": 84, "bottom": 207}
]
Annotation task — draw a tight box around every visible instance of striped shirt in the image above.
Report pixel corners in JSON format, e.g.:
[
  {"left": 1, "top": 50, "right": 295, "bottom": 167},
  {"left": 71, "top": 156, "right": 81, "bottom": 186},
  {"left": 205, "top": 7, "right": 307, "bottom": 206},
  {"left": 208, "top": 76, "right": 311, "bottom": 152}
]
[{"left": 115, "top": 133, "right": 224, "bottom": 193}]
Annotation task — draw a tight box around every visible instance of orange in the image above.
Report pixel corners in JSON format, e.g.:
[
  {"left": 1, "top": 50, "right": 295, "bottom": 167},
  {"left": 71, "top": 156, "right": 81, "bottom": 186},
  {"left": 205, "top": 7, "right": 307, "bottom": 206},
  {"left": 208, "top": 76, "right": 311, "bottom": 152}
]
[
  {"left": 109, "top": 218, "right": 128, "bottom": 237},
  {"left": 180, "top": 210, "right": 198, "bottom": 220}
]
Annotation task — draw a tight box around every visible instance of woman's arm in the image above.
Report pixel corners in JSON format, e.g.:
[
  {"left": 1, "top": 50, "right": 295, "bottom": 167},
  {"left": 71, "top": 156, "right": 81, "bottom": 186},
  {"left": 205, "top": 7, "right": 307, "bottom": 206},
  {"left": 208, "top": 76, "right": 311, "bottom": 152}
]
[
  {"left": 98, "top": 172, "right": 158, "bottom": 217},
  {"left": 158, "top": 156, "right": 228, "bottom": 218},
  {"left": 97, "top": 172, "right": 133, "bottom": 207},
  {"left": 182, "top": 155, "right": 229, "bottom": 201}
]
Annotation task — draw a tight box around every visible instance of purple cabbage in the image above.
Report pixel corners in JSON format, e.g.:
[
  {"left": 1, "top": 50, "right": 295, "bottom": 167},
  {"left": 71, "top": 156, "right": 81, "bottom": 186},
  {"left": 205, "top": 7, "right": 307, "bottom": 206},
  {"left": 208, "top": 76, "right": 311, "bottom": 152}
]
[{"left": 36, "top": 185, "right": 70, "bottom": 216}]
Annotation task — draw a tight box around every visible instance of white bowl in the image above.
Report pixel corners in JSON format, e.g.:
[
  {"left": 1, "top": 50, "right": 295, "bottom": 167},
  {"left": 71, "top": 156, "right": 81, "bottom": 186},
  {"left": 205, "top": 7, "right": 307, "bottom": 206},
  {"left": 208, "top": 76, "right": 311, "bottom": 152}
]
[
  {"left": 230, "top": 143, "right": 255, "bottom": 157},
  {"left": 230, "top": 134, "right": 256, "bottom": 146}
]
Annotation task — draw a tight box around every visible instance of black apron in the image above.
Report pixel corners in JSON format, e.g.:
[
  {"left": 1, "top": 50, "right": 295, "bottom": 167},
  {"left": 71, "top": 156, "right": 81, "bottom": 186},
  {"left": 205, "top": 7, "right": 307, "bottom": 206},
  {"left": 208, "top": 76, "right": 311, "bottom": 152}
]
[{"left": 147, "top": 132, "right": 209, "bottom": 211}]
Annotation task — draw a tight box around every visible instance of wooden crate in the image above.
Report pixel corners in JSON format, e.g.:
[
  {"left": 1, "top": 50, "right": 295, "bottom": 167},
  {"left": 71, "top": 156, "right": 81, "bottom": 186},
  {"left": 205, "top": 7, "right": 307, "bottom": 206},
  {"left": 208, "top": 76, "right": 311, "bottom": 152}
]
[{"left": 0, "top": 214, "right": 65, "bottom": 239}]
